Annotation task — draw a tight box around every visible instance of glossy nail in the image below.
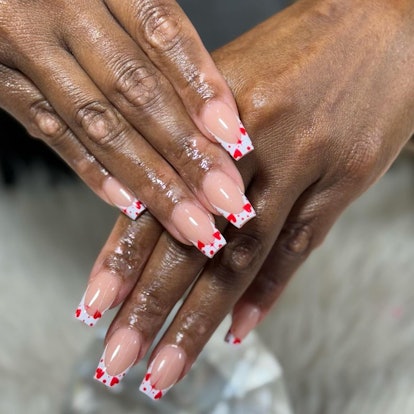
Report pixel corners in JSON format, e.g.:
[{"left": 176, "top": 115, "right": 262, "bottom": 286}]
[
  {"left": 139, "top": 346, "right": 186, "bottom": 400},
  {"left": 225, "top": 304, "right": 261, "bottom": 346},
  {"left": 94, "top": 328, "right": 141, "bottom": 388},
  {"left": 201, "top": 101, "right": 254, "bottom": 160},
  {"left": 203, "top": 171, "right": 256, "bottom": 228},
  {"left": 75, "top": 272, "right": 120, "bottom": 327},
  {"left": 172, "top": 202, "right": 226, "bottom": 258},
  {"left": 102, "top": 177, "right": 146, "bottom": 220}
]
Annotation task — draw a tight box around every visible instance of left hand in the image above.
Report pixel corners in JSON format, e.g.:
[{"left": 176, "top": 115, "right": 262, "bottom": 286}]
[{"left": 75, "top": 0, "right": 414, "bottom": 398}]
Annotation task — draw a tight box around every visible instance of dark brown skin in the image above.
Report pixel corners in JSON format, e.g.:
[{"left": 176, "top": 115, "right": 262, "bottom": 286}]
[
  {"left": 92, "top": 0, "right": 414, "bottom": 383},
  {"left": 0, "top": 0, "right": 244, "bottom": 243}
]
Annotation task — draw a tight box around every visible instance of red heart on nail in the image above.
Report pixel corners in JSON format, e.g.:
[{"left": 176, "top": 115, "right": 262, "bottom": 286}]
[
  {"left": 240, "top": 127, "right": 246, "bottom": 135},
  {"left": 233, "top": 337, "right": 242, "bottom": 345},
  {"left": 135, "top": 201, "right": 142, "bottom": 209},
  {"left": 145, "top": 373, "right": 151, "bottom": 381},
  {"left": 93, "top": 310, "right": 102, "bottom": 320},
  {"left": 213, "top": 231, "right": 221, "bottom": 240},
  {"left": 233, "top": 149, "right": 243, "bottom": 159},
  {"left": 75, "top": 308, "right": 81, "bottom": 318},
  {"left": 154, "top": 391, "right": 163, "bottom": 400},
  {"left": 95, "top": 368, "right": 104, "bottom": 379},
  {"left": 243, "top": 204, "right": 252, "bottom": 213},
  {"left": 227, "top": 214, "right": 237, "bottom": 223},
  {"left": 110, "top": 377, "right": 119, "bottom": 387},
  {"left": 197, "top": 241, "right": 205, "bottom": 250}
]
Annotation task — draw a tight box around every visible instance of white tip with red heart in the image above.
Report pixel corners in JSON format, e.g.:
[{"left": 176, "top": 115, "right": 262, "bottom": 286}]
[
  {"left": 195, "top": 229, "right": 227, "bottom": 258},
  {"left": 74, "top": 292, "right": 102, "bottom": 327},
  {"left": 213, "top": 119, "right": 254, "bottom": 160},
  {"left": 212, "top": 193, "right": 256, "bottom": 229}
]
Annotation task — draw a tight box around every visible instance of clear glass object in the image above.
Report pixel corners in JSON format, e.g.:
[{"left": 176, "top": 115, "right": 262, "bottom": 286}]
[{"left": 62, "top": 319, "right": 293, "bottom": 414}]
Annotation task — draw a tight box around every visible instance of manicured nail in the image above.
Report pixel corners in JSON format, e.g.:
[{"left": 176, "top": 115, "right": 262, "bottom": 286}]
[
  {"left": 172, "top": 202, "right": 226, "bottom": 258},
  {"left": 201, "top": 101, "right": 254, "bottom": 160},
  {"left": 94, "top": 328, "right": 141, "bottom": 388},
  {"left": 74, "top": 272, "right": 121, "bottom": 327},
  {"left": 225, "top": 304, "right": 261, "bottom": 346},
  {"left": 102, "top": 177, "right": 146, "bottom": 220},
  {"left": 203, "top": 171, "right": 256, "bottom": 228},
  {"left": 139, "top": 346, "right": 186, "bottom": 400}
]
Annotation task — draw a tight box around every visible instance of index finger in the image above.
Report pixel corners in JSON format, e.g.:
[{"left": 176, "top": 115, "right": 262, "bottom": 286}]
[{"left": 105, "top": 0, "right": 254, "bottom": 160}]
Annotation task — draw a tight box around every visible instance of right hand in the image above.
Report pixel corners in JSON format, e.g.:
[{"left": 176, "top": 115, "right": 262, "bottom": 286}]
[{"left": 0, "top": 0, "right": 255, "bottom": 257}]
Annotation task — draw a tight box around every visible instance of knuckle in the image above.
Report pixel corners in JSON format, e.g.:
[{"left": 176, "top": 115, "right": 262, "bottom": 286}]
[
  {"left": 28, "top": 100, "right": 68, "bottom": 147},
  {"left": 219, "top": 234, "right": 263, "bottom": 279},
  {"left": 278, "top": 222, "right": 314, "bottom": 259},
  {"left": 341, "top": 133, "right": 382, "bottom": 182},
  {"left": 114, "top": 60, "right": 160, "bottom": 107},
  {"left": 75, "top": 101, "right": 127, "bottom": 148},
  {"left": 140, "top": 3, "right": 183, "bottom": 52},
  {"left": 127, "top": 284, "right": 174, "bottom": 334}
]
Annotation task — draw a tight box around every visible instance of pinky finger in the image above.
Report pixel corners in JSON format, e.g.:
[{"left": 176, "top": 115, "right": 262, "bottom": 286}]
[
  {"left": 225, "top": 189, "right": 350, "bottom": 346},
  {"left": 0, "top": 64, "right": 145, "bottom": 220}
]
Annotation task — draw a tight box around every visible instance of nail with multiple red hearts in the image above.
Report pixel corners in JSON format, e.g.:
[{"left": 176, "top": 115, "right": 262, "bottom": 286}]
[
  {"left": 201, "top": 101, "right": 254, "bottom": 160},
  {"left": 102, "top": 177, "right": 146, "bottom": 220},
  {"left": 139, "top": 345, "right": 186, "bottom": 401},
  {"left": 203, "top": 171, "right": 256, "bottom": 228},
  {"left": 74, "top": 272, "right": 121, "bottom": 327},
  {"left": 225, "top": 304, "right": 261, "bottom": 346},
  {"left": 172, "top": 202, "right": 226, "bottom": 258},
  {"left": 94, "top": 328, "right": 141, "bottom": 388}
]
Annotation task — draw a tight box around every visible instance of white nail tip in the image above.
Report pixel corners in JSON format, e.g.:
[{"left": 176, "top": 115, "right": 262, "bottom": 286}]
[
  {"left": 195, "top": 229, "right": 227, "bottom": 258},
  {"left": 212, "top": 119, "right": 254, "bottom": 160},
  {"left": 224, "top": 332, "right": 242, "bottom": 347},
  {"left": 213, "top": 194, "right": 256, "bottom": 229},
  {"left": 139, "top": 361, "right": 173, "bottom": 401},
  {"left": 94, "top": 349, "right": 129, "bottom": 388},
  {"left": 120, "top": 199, "right": 146, "bottom": 220},
  {"left": 74, "top": 292, "right": 102, "bottom": 327}
]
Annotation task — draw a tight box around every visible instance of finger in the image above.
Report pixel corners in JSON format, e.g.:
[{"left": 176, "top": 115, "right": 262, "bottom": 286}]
[
  {"left": 17, "top": 44, "right": 226, "bottom": 257},
  {"left": 0, "top": 64, "right": 145, "bottom": 219},
  {"left": 98, "top": 168, "right": 306, "bottom": 397},
  {"left": 63, "top": 7, "right": 255, "bottom": 228},
  {"left": 94, "top": 231, "right": 207, "bottom": 387},
  {"left": 106, "top": 0, "right": 254, "bottom": 160},
  {"left": 226, "top": 186, "right": 356, "bottom": 345},
  {"left": 75, "top": 212, "right": 162, "bottom": 326}
]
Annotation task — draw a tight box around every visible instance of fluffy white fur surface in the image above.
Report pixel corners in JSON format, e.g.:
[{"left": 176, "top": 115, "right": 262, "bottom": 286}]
[{"left": 0, "top": 155, "right": 413, "bottom": 414}]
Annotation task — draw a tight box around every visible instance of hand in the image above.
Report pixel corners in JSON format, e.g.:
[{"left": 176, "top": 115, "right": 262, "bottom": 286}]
[
  {"left": 0, "top": 0, "right": 255, "bottom": 257},
  {"left": 75, "top": 0, "right": 414, "bottom": 398}
]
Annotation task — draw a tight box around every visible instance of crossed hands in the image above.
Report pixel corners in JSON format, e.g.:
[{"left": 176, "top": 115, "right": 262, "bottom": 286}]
[{"left": 1, "top": 0, "right": 413, "bottom": 399}]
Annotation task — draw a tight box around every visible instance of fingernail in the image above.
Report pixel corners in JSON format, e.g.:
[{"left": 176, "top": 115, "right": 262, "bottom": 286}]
[
  {"left": 102, "top": 177, "right": 146, "bottom": 220},
  {"left": 225, "top": 304, "right": 261, "bottom": 346},
  {"left": 172, "top": 202, "right": 226, "bottom": 258},
  {"left": 201, "top": 101, "right": 254, "bottom": 160},
  {"left": 203, "top": 171, "right": 256, "bottom": 228},
  {"left": 139, "top": 345, "right": 186, "bottom": 400},
  {"left": 94, "top": 328, "right": 141, "bottom": 388},
  {"left": 74, "top": 272, "right": 121, "bottom": 327}
]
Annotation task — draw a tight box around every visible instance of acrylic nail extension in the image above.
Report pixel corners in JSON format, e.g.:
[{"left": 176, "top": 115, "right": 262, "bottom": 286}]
[
  {"left": 172, "top": 202, "right": 226, "bottom": 258},
  {"left": 201, "top": 101, "right": 254, "bottom": 160},
  {"left": 203, "top": 171, "right": 256, "bottom": 228},
  {"left": 94, "top": 328, "right": 141, "bottom": 388},
  {"left": 74, "top": 272, "right": 120, "bottom": 327},
  {"left": 102, "top": 177, "right": 146, "bottom": 220},
  {"left": 139, "top": 346, "right": 186, "bottom": 401},
  {"left": 225, "top": 305, "right": 261, "bottom": 346}
]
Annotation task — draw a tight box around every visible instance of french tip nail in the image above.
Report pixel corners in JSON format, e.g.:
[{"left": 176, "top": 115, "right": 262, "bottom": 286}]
[
  {"left": 218, "top": 196, "right": 256, "bottom": 229},
  {"left": 195, "top": 229, "right": 227, "bottom": 258},
  {"left": 94, "top": 353, "right": 128, "bottom": 388},
  {"left": 121, "top": 199, "right": 146, "bottom": 220},
  {"left": 139, "top": 374, "right": 169, "bottom": 401},
  {"left": 224, "top": 331, "right": 242, "bottom": 347},
  {"left": 74, "top": 293, "right": 102, "bottom": 327},
  {"left": 215, "top": 119, "right": 254, "bottom": 161}
]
